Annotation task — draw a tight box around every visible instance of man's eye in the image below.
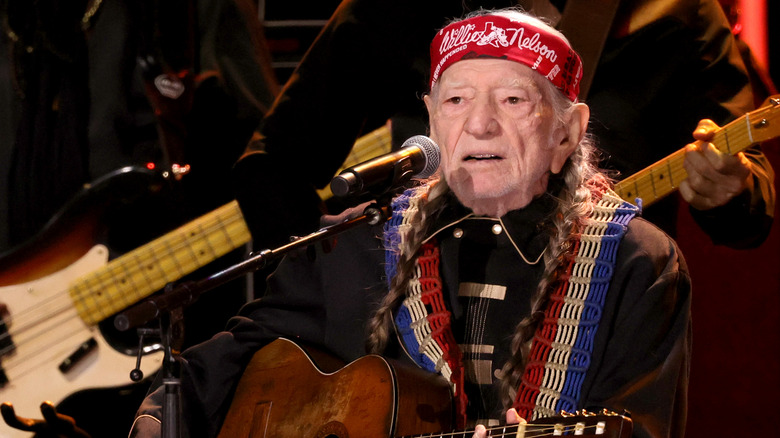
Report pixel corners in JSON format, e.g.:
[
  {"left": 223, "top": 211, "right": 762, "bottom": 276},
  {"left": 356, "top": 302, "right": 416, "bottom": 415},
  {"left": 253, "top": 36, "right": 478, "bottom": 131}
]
[{"left": 447, "top": 96, "right": 462, "bottom": 104}]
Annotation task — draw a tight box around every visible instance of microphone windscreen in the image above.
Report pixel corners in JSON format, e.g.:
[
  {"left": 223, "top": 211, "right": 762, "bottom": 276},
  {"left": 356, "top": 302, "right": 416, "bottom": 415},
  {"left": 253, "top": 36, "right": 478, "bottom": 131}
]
[{"left": 402, "top": 135, "right": 440, "bottom": 178}]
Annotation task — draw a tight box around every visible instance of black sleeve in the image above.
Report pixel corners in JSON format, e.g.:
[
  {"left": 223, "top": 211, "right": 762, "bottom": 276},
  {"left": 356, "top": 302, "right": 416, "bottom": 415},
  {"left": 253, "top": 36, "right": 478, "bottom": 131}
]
[
  {"left": 179, "top": 0, "right": 280, "bottom": 215},
  {"left": 683, "top": 0, "right": 775, "bottom": 248},
  {"left": 130, "top": 206, "right": 389, "bottom": 438},
  {"left": 579, "top": 218, "right": 692, "bottom": 438}
]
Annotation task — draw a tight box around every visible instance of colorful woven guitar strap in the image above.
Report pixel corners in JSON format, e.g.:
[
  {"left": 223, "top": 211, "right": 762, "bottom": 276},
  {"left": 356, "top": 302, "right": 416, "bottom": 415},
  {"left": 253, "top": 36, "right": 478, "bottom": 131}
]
[
  {"left": 384, "top": 183, "right": 639, "bottom": 426},
  {"left": 513, "top": 184, "right": 639, "bottom": 420},
  {"left": 384, "top": 186, "right": 469, "bottom": 428}
]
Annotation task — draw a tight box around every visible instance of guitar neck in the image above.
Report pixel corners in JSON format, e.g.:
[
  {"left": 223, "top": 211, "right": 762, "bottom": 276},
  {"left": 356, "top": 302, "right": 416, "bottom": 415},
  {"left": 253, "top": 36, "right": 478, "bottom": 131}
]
[
  {"left": 614, "top": 96, "right": 780, "bottom": 206},
  {"left": 70, "top": 200, "right": 251, "bottom": 324}
]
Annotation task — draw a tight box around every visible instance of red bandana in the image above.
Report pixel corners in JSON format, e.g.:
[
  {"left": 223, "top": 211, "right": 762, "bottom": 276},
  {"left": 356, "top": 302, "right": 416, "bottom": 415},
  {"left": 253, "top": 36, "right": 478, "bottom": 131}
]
[{"left": 430, "top": 14, "right": 583, "bottom": 102}]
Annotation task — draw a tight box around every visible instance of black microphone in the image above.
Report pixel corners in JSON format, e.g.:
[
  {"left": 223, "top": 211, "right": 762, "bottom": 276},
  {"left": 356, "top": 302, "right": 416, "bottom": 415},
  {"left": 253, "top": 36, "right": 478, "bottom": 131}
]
[{"left": 330, "top": 135, "right": 440, "bottom": 197}]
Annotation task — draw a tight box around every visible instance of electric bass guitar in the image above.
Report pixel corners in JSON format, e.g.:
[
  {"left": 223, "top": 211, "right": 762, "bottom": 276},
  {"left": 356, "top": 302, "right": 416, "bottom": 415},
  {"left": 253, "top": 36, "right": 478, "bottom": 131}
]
[
  {"left": 217, "top": 338, "right": 633, "bottom": 438},
  {"left": 0, "top": 126, "right": 392, "bottom": 437}
]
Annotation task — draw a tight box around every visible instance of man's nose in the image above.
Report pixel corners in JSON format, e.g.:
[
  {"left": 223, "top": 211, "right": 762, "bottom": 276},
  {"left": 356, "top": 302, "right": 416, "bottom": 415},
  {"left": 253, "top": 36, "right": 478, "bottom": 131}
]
[{"left": 464, "top": 99, "right": 499, "bottom": 137}]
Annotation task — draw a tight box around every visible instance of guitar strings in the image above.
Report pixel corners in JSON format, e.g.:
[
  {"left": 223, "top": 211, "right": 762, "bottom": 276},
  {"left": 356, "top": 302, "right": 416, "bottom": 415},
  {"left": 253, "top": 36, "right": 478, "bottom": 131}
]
[
  {"left": 349, "top": 125, "right": 391, "bottom": 163},
  {"left": 72, "top": 203, "right": 248, "bottom": 319},
  {"left": 2, "top": 126, "right": 392, "bottom": 341},
  {"left": 326, "top": 125, "right": 392, "bottom": 178},
  {"left": 404, "top": 421, "right": 607, "bottom": 437},
  {"left": 317, "top": 126, "right": 392, "bottom": 200}
]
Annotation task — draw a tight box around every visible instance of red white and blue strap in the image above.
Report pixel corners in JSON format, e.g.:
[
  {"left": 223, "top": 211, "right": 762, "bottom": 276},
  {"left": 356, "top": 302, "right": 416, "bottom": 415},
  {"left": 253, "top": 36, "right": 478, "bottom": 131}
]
[
  {"left": 385, "top": 187, "right": 469, "bottom": 427},
  {"left": 514, "top": 190, "right": 638, "bottom": 420}
]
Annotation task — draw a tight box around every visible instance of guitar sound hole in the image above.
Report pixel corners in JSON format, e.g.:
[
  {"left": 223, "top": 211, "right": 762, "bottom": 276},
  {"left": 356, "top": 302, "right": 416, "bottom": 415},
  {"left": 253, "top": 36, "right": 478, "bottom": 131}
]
[{"left": 317, "top": 421, "right": 348, "bottom": 438}]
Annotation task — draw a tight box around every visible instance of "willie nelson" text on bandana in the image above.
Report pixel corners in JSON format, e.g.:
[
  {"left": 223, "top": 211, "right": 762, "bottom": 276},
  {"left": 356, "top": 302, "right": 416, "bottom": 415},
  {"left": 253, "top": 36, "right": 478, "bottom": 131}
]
[{"left": 430, "top": 14, "right": 583, "bottom": 102}]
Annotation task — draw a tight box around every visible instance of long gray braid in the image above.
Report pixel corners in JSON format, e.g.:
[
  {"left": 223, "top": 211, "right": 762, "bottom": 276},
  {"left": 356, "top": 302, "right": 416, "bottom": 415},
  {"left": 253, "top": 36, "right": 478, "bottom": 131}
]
[{"left": 366, "top": 178, "right": 451, "bottom": 354}]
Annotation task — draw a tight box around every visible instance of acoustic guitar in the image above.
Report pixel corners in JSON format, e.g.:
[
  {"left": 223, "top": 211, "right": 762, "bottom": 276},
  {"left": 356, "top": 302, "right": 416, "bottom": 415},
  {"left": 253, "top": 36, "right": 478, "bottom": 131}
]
[{"left": 217, "top": 338, "right": 633, "bottom": 438}]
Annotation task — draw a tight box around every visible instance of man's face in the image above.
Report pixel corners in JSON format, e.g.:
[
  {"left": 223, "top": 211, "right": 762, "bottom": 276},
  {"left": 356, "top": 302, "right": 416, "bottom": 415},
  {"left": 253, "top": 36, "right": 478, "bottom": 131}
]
[{"left": 425, "top": 59, "right": 572, "bottom": 217}]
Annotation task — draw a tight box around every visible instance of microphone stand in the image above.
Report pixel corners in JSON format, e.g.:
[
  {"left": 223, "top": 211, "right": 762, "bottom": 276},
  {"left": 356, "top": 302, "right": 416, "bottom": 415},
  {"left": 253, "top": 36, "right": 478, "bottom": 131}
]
[{"left": 114, "top": 202, "right": 392, "bottom": 438}]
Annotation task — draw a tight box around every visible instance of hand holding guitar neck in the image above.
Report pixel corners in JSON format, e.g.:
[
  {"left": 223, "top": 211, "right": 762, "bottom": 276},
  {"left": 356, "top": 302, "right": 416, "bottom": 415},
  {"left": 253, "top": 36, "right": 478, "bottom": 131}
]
[
  {"left": 680, "top": 119, "right": 754, "bottom": 210},
  {"left": 614, "top": 95, "right": 780, "bottom": 207}
]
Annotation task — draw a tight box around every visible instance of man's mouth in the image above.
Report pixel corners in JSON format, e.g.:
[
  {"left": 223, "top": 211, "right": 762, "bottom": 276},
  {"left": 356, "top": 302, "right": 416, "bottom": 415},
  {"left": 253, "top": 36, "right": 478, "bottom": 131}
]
[{"left": 465, "top": 154, "right": 502, "bottom": 161}]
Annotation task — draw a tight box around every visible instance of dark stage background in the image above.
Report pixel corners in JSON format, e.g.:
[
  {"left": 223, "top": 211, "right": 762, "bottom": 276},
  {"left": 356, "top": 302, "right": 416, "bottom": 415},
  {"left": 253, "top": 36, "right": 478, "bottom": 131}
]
[
  {"left": 681, "top": 2, "right": 780, "bottom": 436},
  {"left": 0, "top": 0, "right": 778, "bottom": 436}
]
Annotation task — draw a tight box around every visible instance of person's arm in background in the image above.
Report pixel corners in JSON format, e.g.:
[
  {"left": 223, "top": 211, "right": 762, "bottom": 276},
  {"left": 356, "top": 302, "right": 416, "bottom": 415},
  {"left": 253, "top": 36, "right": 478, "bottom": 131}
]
[
  {"left": 680, "top": 0, "right": 775, "bottom": 248},
  {"left": 682, "top": 116, "right": 775, "bottom": 248},
  {"left": 231, "top": 0, "right": 519, "bottom": 248},
  {"left": 671, "top": 0, "right": 775, "bottom": 247},
  {"left": 178, "top": 0, "right": 282, "bottom": 216},
  {"left": 586, "top": 0, "right": 774, "bottom": 248},
  {"left": 232, "top": 0, "right": 433, "bottom": 248}
]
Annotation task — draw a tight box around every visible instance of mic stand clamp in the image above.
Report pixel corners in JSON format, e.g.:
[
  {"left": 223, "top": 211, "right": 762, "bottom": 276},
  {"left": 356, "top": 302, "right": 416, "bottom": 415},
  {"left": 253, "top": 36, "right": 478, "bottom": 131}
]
[{"left": 121, "top": 284, "right": 185, "bottom": 438}]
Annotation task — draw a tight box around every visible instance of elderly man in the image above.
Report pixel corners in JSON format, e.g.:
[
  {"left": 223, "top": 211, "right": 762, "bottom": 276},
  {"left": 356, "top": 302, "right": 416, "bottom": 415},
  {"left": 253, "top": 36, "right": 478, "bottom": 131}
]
[{"left": 131, "top": 9, "right": 690, "bottom": 438}]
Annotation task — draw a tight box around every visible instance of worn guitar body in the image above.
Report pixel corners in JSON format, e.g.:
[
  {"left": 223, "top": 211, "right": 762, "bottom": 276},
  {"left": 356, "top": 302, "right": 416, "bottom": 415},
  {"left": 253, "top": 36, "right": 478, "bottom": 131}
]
[
  {"left": 218, "top": 338, "right": 453, "bottom": 438},
  {"left": 218, "top": 339, "right": 633, "bottom": 438}
]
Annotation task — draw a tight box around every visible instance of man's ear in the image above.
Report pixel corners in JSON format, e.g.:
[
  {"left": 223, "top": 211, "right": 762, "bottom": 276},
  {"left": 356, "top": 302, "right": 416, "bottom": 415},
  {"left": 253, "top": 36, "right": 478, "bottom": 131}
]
[
  {"left": 550, "top": 103, "right": 590, "bottom": 174},
  {"left": 423, "top": 93, "right": 439, "bottom": 140}
]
